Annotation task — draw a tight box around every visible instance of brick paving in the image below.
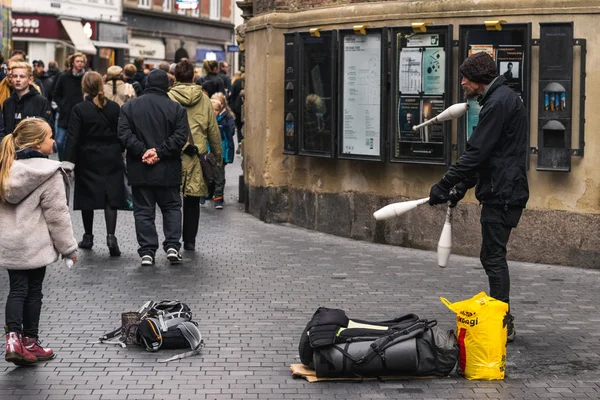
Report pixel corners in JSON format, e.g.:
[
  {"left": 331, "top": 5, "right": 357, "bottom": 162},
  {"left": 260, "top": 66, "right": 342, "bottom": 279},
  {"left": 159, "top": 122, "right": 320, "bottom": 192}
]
[{"left": 1, "top": 158, "right": 599, "bottom": 399}]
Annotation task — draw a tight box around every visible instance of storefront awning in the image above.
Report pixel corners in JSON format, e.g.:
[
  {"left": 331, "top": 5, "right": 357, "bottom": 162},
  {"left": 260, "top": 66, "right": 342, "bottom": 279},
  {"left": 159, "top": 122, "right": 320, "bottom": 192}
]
[
  {"left": 60, "top": 19, "right": 97, "bottom": 55},
  {"left": 93, "top": 40, "right": 130, "bottom": 50}
]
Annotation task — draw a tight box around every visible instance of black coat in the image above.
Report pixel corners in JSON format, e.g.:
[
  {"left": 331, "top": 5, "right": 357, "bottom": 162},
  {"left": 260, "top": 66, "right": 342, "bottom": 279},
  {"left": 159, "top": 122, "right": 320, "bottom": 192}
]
[
  {"left": 53, "top": 70, "right": 84, "bottom": 128},
  {"left": 41, "top": 68, "right": 60, "bottom": 102},
  {"left": 229, "top": 78, "right": 244, "bottom": 117},
  {"left": 443, "top": 76, "right": 529, "bottom": 207},
  {"left": 195, "top": 74, "right": 225, "bottom": 98},
  {"left": 118, "top": 88, "right": 189, "bottom": 187},
  {"left": 64, "top": 98, "right": 125, "bottom": 210},
  {"left": 2, "top": 86, "right": 53, "bottom": 136}
]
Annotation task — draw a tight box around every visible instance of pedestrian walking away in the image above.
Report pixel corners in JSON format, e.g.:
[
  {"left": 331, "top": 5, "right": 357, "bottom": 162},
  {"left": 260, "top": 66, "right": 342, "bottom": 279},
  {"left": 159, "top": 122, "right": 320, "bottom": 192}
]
[
  {"left": 118, "top": 69, "right": 188, "bottom": 266},
  {"left": 63, "top": 71, "right": 125, "bottom": 256},
  {"left": 0, "top": 118, "right": 77, "bottom": 366},
  {"left": 427, "top": 52, "right": 529, "bottom": 342},
  {"left": 211, "top": 93, "right": 235, "bottom": 210},
  {"left": 103, "top": 65, "right": 136, "bottom": 106},
  {"left": 168, "top": 60, "right": 222, "bottom": 250},
  {"left": 195, "top": 60, "right": 225, "bottom": 99},
  {"left": 2, "top": 62, "right": 53, "bottom": 136},
  {"left": 52, "top": 52, "right": 86, "bottom": 160}
]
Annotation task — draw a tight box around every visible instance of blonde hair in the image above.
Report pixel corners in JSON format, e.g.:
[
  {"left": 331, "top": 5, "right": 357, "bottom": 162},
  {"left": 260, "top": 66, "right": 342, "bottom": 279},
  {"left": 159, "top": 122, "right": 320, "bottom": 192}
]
[
  {"left": 203, "top": 59, "right": 218, "bottom": 75},
  {"left": 210, "top": 98, "right": 223, "bottom": 111},
  {"left": 9, "top": 61, "right": 32, "bottom": 76},
  {"left": 68, "top": 52, "right": 87, "bottom": 69},
  {"left": 82, "top": 71, "right": 107, "bottom": 109},
  {"left": 0, "top": 118, "right": 51, "bottom": 201},
  {"left": 211, "top": 92, "right": 235, "bottom": 119},
  {"left": 123, "top": 64, "right": 137, "bottom": 79}
]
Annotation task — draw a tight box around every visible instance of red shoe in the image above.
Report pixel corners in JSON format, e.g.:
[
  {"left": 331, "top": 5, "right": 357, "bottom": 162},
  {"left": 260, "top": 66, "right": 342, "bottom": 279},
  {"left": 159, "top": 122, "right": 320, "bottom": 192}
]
[
  {"left": 5, "top": 332, "right": 37, "bottom": 365},
  {"left": 22, "top": 337, "right": 55, "bottom": 361}
]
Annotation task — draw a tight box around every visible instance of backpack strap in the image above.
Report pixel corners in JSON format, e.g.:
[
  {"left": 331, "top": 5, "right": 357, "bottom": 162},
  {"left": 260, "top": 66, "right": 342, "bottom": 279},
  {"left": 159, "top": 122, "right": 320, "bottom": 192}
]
[{"left": 157, "top": 322, "right": 205, "bottom": 363}]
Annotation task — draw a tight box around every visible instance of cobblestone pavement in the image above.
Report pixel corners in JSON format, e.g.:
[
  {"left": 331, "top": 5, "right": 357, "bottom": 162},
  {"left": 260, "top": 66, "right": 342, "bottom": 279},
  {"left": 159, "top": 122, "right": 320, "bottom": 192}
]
[{"left": 1, "top": 159, "right": 599, "bottom": 400}]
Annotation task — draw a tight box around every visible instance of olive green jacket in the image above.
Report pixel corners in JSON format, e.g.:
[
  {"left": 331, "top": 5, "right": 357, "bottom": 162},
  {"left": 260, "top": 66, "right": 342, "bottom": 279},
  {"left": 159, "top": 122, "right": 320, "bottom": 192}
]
[{"left": 168, "top": 83, "right": 222, "bottom": 197}]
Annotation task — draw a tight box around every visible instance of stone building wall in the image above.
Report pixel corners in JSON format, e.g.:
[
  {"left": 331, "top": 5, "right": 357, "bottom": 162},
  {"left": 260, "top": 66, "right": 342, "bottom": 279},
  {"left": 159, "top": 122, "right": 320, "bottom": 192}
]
[{"left": 241, "top": 0, "right": 600, "bottom": 268}]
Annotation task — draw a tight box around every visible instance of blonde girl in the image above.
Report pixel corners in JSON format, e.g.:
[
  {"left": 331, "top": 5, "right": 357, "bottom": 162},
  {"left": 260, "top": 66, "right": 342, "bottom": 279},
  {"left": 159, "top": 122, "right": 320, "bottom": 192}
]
[
  {"left": 210, "top": 97, "right": 235, "bottom": 209},
  {"left": 0, "top": 118, "right": 77, "bottom": 365}
]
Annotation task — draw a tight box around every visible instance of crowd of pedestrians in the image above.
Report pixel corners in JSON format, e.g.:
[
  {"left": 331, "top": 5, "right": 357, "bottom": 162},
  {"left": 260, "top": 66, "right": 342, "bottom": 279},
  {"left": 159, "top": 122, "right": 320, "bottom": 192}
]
[{"left": 0, "top": 50, "right": 245, "bottom": 365}]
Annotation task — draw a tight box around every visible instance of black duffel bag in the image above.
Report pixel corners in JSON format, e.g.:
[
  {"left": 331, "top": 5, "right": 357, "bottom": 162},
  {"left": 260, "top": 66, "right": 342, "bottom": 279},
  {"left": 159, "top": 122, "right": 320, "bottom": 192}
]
[{"left": 298, "top": 307, "right": 458, "bottom": 378}]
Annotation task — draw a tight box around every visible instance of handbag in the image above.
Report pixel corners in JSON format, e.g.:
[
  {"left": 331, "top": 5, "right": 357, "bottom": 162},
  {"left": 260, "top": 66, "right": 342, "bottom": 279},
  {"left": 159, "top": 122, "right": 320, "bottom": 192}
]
[{"left": 185, "top": 129, "right": 219, "bottom": 183}]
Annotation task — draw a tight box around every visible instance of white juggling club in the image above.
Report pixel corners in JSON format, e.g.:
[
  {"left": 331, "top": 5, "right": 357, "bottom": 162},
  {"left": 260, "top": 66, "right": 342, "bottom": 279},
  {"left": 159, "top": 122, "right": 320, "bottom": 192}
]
[
  {"left": 437, "top": 203, "right": 453, "bottom": 268},
  {"left": 413, "top": 103, "right": 469, "bottom": 131},
  {"left": 373, "top": 197, "right": 430, "bottom": 221}
]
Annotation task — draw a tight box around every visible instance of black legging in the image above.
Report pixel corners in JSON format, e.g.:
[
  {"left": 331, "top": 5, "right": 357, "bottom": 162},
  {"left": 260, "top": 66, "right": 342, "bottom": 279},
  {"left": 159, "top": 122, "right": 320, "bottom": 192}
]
[{"left": 82, "top": 205, "right": 118, "bottom": 236}]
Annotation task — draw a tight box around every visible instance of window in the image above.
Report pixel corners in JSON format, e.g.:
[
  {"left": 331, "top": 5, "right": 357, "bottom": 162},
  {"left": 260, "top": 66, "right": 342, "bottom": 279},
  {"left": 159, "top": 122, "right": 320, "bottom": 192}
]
[
  {"left": 177, "top": 7, "right": 187, "bottom": 15},
  {"left": 209, "top": 0, "right": 221, "bottom": 20},
  {"left": 163, "top": 0, "right": 172, "bottom": 12},
  {"left": 138, "top": 0, "right": 151, "bottom": 9}
]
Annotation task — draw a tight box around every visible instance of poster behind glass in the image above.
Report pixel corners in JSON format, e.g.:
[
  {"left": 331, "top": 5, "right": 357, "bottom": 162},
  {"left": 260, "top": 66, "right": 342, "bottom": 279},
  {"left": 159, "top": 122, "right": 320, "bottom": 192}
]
[
  {"left": 393, "top": 27, "right": 451, "bottom": 164},
  {"left": 340, "top": 31, "right": 383, "bottom": 159},
  {"left": 300, "top": 33, "right": 335, "bottom": 156}
]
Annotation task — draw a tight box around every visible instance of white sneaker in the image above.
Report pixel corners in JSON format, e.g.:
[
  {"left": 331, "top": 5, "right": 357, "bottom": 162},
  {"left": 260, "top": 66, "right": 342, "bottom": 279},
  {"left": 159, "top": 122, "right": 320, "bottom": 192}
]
[
  {"left": 141, "top": 255, "right": 154, "bottom": 266},
  {"left": 166, "top": 248, "right": 182, "bottom": 264}
]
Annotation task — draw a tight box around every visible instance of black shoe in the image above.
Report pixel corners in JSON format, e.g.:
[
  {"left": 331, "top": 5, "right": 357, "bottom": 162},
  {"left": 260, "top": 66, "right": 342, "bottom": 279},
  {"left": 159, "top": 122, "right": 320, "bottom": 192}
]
[
  {"left": 183, "top": 242, "right": 195, "bottom": 251},
  {"left": 107, "top": 235, "right": 121, "bottom": 257},
  {"left": 506, "top": 313, "right": 516, "bottom": 343},
  {"left": 78, "top": 234, "right": 94, "bottom": 249},
  {"left": 166, "top": 248, "right": 183, "bottom": 264}
]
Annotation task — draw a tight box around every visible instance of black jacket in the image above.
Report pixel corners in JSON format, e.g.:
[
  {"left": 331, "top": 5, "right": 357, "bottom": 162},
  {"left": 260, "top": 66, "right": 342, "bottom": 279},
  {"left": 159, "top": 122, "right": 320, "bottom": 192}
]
[
  {"left": 118, "top": 88, "right": 189, "bottom": 187},
  {"left": 53, "top": 70, "right": 84, "bottom": 128},
  {"left": 41, "top": 68, "right": 60, "bottom": 102},
  {"left": 2, "top": 86, "right": 53, "bottom": 136},
  {"left": 230, "top": 78, "right": 244, "bottom": 117},
  {"left": 219, "top": 71, "right": 232, "bottom": 96},
  {"left": 443, "top": 76, "right": 529, "bottom": 207},
  {"left": 133, "top": 70, "right": 146, "bottom": 91},
  {"left": 64, "top": 98, "right": 125, "bottom": 210},
  {"left": 195, "top": 74, "right": 225, "bottom": 98}
]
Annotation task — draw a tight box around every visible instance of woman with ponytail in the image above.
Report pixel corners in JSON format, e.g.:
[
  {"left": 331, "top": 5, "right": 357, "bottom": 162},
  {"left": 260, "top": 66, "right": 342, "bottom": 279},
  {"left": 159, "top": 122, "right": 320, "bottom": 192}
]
[
  {"left": 103, "top": 65, "right": 136, "bottom": 106},
  {"left": 63, "top": 71, "right": 125, "bottom": 256},
  {"left": 0, "top": 118, "right": 77, "bottom": 365}
]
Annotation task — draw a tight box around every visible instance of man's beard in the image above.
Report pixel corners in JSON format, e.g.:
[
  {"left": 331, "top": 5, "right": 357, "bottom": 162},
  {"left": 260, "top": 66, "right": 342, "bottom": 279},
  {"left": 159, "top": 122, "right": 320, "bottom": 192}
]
[{"left": 462, "top": 86, "right": 478, "bottom": 99}]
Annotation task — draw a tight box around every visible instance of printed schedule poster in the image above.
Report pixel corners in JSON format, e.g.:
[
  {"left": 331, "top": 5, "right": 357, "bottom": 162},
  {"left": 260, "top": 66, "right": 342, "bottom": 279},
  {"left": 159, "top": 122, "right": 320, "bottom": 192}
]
[
  {"left": 421, "top": 98, "right": 445, "bottom": 143},
  {"left": 398, "top": 97, "right": 421, "bottom": 144},
  {"left": 342, "top": 33, "right": 381, "bottom": 156},
  {"left": 422, "top": 48, "right": 445, "bottom": 95},
  {"left": 399, "top": 48, "right": 422, "bottom": 95},
  {"left": 496, "top": 46, "right": 524, "bottom": 95}
]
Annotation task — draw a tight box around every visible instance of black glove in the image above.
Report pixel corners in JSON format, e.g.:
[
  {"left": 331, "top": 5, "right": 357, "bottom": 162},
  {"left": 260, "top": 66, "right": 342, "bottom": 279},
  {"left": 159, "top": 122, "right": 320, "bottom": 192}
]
[
  {"left": 428, "top": 178, "right": 452, "bottom": 206},
  {"left": 448, "top": 183, "right": 468, "bottom": 207}
]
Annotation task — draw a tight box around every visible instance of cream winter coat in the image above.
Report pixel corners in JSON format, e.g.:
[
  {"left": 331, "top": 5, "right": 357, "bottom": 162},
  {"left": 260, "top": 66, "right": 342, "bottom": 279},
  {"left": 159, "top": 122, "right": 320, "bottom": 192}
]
[{"left": 0, "top": 158, "right": 77, "bottom": 270}]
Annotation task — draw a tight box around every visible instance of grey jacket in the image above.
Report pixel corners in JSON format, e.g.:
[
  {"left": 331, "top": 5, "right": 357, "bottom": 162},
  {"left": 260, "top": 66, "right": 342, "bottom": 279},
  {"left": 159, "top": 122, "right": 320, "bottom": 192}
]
[{"left": 0, "top": 158, "right": 77, "bottom": 270}]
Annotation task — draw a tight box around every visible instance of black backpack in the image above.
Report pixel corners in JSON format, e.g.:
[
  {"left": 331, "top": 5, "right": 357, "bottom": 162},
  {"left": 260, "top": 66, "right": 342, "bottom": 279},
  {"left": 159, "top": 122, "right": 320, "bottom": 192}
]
[{"left": 99, "top": 300, "right": 204, "bottom": 363}]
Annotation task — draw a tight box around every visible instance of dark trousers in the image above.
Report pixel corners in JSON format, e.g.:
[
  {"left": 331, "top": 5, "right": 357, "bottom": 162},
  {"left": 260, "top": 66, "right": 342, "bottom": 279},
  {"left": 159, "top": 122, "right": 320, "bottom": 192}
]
[
  {"left": 480, "top": 205, "right": 523, "bottom": 305},
  {"left": 235, "top": 117, "right": 244, "bottom": 143},
  {"left": 182, "top": 196, "right": 200, "bottom": 245},
  {"left": 213, "top": 164, "right": 226, "bottom": 199},
  {"left": 132, "top": 186, "right": 182, "bottom": 257},
  {"left": 5, "top": 267, "right": 47, "bottom": 337}
]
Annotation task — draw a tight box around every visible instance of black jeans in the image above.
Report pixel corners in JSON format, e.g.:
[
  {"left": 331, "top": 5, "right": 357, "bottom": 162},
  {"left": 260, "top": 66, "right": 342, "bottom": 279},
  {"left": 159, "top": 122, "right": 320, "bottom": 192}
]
[
  {"left": 182, "top": 196, "right": 200, "bottom": 245},
  {"left": 480, "top": 205, "right": 523, "bottom": 305},
  {"left": 132, "top": 186, "right": 182, "bottom": 257},
  {"left": 5, "top": 267, "right": 47, "bottom": 337}
]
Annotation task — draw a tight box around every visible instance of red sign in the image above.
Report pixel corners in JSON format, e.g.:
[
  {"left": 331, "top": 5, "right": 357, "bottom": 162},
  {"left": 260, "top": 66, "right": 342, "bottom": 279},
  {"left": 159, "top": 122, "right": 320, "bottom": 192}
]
[{"left": 12, "top": 14, "right": 97, "bottom": 40}]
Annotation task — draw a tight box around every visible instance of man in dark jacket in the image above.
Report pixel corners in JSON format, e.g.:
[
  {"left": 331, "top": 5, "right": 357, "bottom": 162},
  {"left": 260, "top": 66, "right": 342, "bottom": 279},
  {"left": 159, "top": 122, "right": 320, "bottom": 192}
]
[
  {"left": 133, "top": 57, "right": 146, "bottom": 91},
  {"left": 428, "top": 52, "right": 529, "bottom": 342},
  {"left": 2, "top": 62, "right": 53, "bottom": 136},
  {"left": 40, "top": 61, "right": 60, "bottom": 103},
  {"left": 53, "top": 52, "right": 86, "bottom": 160},
  {"left": 218, "top": 61, "right": 232, "bottom": 97},
  {"left": 118, "top": 69, "right": 188, "bottom": 266}
]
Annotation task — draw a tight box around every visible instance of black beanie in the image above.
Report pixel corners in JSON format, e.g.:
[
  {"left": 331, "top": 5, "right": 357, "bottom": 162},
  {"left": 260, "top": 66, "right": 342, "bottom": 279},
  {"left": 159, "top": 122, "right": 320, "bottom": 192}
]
[
  {"left": 459, "top": 52, "right": 498, "bottom": 84},
  {"left": 146, "top": 69, "right": 169, "bottom": 92}
]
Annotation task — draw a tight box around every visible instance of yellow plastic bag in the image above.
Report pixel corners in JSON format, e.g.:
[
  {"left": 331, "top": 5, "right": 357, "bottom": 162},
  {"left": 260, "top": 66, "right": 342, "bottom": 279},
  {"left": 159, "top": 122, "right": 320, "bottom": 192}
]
[{"left": 440, "top": 292, "right": 509, "bottom": 380}]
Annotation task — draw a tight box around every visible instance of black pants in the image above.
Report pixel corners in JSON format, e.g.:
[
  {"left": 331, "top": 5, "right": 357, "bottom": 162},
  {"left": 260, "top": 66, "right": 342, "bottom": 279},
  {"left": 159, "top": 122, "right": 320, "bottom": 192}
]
[
  {"left": 182, "top": 196, "right": 200, "bottom": 245},
  {"left": 235, "top": 116, "right": 244, "bottom": 143},
  {"left": 132, "top": 186, "right": 182, "bottom": 257},
  {"left": 480, "top": 205, "right": 523, "bottom": 305},
  {"left": 5, "top": 267, "right": 46, "bottom": 337}
]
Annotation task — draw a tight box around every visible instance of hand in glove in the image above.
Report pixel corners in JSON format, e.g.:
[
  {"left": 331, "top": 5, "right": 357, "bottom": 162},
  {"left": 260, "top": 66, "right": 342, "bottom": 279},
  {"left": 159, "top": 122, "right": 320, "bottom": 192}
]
[
  {"left": 448, "top": 183, "right": 468, "bottom": 208},
  {"left": 428, "top": 178, "right": 452, "bottom": 206}
]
